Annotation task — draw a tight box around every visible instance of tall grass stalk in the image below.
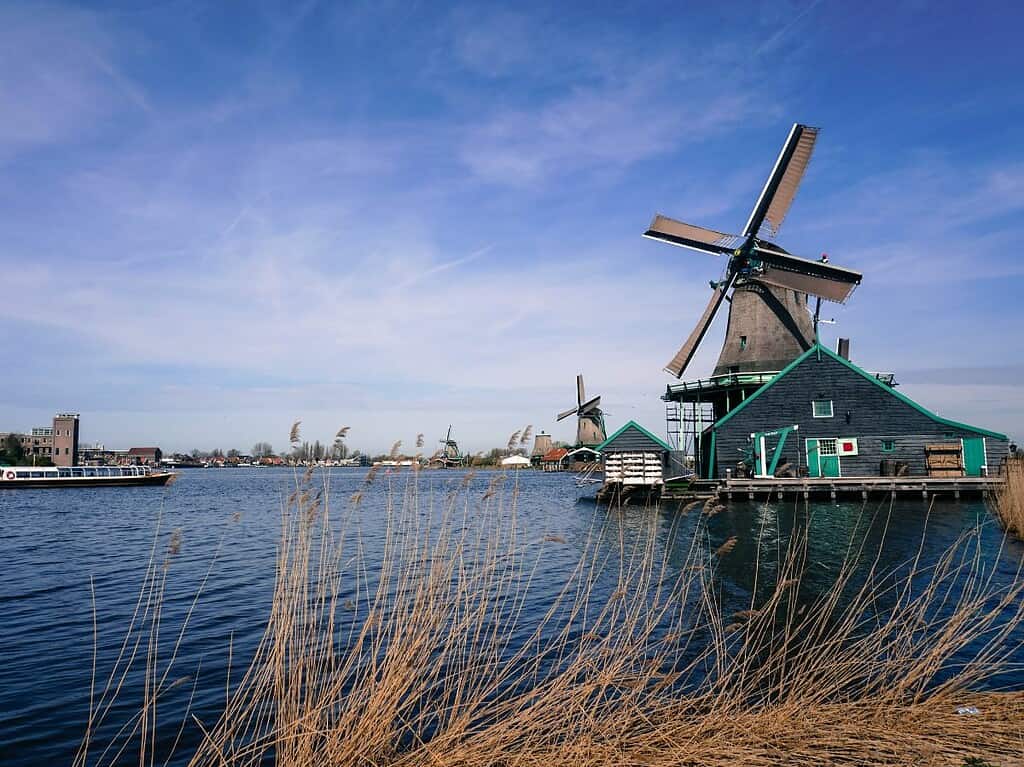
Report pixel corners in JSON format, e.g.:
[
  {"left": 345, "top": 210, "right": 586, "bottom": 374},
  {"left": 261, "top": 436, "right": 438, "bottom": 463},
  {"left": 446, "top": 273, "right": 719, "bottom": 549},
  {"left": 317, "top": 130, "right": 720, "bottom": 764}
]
[
  {"left": 995, "top": 456, "right": 1024, "bottom": 540},
  {"left": 85, "top": 472, "right": 1024, "bottom": 766}
]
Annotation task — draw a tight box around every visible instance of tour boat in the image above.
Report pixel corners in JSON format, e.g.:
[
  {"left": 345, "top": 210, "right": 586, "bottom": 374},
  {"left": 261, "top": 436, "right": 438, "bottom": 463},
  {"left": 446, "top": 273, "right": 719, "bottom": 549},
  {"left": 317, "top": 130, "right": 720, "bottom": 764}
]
[{"left": 0, "top": 465, "right": 177, "bottom": 488}]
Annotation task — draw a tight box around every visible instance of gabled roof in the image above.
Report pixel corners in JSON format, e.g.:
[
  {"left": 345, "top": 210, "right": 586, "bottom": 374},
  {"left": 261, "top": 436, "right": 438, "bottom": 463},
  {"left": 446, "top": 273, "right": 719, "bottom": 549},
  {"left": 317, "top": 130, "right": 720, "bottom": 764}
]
[
  {"left": 541, "top": 447, "right": 569, "bottom": 462},
  {"left": 713, "top": 344, "right": 1006, "bottom": 440},
  {"left": 595, "top": 420, "right": 672, "bottom": 453},
  {"left": 565, "top": 447, "right": 600, "bottom": 458}
]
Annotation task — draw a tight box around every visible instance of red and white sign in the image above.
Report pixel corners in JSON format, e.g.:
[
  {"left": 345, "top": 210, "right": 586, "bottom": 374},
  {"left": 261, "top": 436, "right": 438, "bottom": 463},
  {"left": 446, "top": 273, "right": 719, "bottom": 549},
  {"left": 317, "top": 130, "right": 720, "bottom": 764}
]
[{"left": 837, "top": 438, "right": 859, "bottom": 456}]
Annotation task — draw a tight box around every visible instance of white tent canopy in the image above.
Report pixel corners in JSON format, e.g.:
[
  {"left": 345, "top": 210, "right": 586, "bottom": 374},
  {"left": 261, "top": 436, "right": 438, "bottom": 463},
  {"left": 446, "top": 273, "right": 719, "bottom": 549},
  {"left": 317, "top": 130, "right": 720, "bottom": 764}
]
[{"left": 500, "top": 455, "right": 531, "bottom": 467}]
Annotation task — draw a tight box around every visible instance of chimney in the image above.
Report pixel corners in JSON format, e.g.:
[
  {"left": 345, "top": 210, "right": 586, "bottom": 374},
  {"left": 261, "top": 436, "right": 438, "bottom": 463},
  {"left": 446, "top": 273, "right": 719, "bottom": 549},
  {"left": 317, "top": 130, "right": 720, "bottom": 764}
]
[{"left": 837, "top": 338, "right": 851, "bottom": 360}]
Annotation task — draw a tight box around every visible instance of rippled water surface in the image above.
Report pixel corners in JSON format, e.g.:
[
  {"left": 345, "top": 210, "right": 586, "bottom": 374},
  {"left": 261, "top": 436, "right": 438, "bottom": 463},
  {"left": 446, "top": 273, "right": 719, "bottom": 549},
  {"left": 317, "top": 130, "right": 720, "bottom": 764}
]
[{"left": 1, "top": 468, "right": 1021, "bottom": 765}]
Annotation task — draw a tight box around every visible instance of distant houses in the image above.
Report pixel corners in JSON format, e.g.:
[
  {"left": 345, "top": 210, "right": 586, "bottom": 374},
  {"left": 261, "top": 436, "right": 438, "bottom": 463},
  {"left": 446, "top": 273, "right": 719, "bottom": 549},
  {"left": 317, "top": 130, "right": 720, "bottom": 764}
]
[{"left": 539, "top": 447, "right": 569, "bottom": 472}]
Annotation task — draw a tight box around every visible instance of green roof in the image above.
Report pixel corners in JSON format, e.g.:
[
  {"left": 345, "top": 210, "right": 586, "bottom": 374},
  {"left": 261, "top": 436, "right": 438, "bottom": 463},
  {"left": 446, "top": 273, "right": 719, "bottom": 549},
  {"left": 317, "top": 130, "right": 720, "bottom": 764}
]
[
  {"left": 712, "top": 344, "right": 1007, "bottom": 440},
  {"left": 595, "top": 420, "right": 673, "bottom": 452}
]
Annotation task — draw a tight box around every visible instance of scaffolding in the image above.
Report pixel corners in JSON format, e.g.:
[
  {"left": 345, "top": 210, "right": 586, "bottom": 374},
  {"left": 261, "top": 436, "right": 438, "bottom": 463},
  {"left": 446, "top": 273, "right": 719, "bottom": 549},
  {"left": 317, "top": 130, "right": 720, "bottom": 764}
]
[{"left": 665, "top": 400, "right": 714, "bottom": 463}]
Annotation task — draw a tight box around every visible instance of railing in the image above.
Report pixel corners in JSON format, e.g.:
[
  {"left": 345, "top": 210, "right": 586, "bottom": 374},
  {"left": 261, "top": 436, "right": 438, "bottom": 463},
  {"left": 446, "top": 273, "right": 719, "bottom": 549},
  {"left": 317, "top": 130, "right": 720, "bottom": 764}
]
[
  {"left": 3, "top": 465, "right": 154, "bottom": 479},
  {"left": 665, "top": 371, "right": 779, "bottom": 398},
  {"left": 666, "top": 369, "right": 898, "bottom": 399}
]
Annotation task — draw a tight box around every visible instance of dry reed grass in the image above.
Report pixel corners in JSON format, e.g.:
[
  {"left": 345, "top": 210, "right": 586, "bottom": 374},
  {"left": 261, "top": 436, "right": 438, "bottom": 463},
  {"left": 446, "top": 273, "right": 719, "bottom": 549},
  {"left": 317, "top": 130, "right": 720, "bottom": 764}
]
[
  {"left": 994, "top": 456, "right": 1024, "bottom": 540},
  {"left": 81, "top": 470, "right": 1024, "bottom": 767}
]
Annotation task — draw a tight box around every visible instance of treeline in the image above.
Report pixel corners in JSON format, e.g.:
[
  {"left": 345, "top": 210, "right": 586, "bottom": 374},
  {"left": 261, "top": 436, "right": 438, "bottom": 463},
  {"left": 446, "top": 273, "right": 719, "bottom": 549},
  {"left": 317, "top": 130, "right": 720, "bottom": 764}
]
[{"left": 182, "top": 440, "right": 360, "bottom": 463}]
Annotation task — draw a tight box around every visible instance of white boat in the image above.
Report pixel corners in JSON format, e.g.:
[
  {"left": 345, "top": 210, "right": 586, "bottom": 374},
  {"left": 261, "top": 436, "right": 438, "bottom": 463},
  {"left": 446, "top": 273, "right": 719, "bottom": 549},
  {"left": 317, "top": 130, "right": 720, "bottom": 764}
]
[{"left": 0, "top": 465, "right": 176, "bottom": 488}]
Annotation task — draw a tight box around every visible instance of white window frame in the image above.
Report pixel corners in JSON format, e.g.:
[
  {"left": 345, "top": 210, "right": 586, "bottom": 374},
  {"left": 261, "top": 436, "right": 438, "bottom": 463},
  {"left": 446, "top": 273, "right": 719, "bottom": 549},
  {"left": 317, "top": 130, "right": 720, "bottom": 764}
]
[{"left": 812, "top": 399, "right": 834, "bottom": 418}]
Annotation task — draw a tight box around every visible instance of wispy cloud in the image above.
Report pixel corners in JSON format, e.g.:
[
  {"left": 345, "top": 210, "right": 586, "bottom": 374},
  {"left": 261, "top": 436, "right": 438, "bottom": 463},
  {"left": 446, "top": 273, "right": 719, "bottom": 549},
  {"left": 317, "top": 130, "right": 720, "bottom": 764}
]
[
  {"left": 458, "top": 69, "right": 756, "bottom": 186},
  {"left": 2, "top": 0, "right": 1023, "bottom": 450}
]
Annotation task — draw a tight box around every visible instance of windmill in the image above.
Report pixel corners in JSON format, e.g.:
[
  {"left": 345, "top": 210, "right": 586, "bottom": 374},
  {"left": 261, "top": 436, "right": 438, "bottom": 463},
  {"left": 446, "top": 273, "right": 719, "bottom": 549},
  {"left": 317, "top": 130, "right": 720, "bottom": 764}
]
[
  {"left": 436, "top": 425, "right": 465, "bottom": 468},
  {"left": 531, "top": 431, "right": 553, "bottom": 458},
  {"left": 557, "top": 375, "right": 606, "bottom": 447},
  {"left": 644, "top": 123, "right": 863, "bottom": 379}
]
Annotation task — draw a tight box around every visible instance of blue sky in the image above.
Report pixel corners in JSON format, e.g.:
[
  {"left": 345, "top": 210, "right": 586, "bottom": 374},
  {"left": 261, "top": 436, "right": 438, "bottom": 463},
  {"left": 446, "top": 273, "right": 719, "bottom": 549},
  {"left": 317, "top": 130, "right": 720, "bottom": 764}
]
[{"left": 3, "top": 0, "right": 1023, "bottom": 454}]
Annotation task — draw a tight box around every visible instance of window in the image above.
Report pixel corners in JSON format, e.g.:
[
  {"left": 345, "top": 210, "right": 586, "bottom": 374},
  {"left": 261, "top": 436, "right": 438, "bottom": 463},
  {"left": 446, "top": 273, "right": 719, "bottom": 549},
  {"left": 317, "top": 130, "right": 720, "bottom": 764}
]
[
  {"left": 812, "top": 400, "right": 834, "bottom": 418},
  {"left": 881, "top": 439, "right": 896, "bottom": 453},
  {"left": 739, "top": 335, "right": 747, "bottom": 350},
  {"left": 818, "top": 438, "right": 838, "bottom": 456}
]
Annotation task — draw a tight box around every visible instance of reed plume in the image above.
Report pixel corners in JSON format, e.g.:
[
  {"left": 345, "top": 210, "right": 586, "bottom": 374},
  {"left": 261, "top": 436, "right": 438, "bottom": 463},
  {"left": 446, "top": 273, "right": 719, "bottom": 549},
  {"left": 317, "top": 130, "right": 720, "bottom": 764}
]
[
  {"left": 714, "top": 536, "right": 737, "bottom": 557},
  {"left": 520, "top": 425, "right": 533, "bottom": 447}
]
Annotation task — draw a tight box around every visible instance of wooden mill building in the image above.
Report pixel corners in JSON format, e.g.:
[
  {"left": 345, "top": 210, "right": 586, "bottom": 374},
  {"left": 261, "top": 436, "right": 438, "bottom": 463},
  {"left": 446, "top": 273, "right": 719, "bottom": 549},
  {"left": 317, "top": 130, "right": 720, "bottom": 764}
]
[{"left": 688, "top": 343, "right": 1008, "bottom": 480}]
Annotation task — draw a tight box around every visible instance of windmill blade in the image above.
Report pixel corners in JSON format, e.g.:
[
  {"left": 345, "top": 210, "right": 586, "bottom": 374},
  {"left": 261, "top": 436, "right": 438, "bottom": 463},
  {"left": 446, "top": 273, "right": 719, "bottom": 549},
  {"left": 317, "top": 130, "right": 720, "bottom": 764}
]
[
  {"left": 576, "top": 375, "right": 585, "bottom": 406},
  {"left": 643, "top": 215, "right": 744, "bottom": 255},
  {"left": 557, "top": 407, "right": 577, "bottom": 421},
  {"left": 753, "top": 246, "right": 862, "bottom": 303},
  {"left": 664, "top": 273, "right": 735, "bottom": 378},
  {"left": 743, "top": 123, "right": 819, "bottom": 239},
  {"left": 579, "top": 395, "right": 601, "bottom": 414}
]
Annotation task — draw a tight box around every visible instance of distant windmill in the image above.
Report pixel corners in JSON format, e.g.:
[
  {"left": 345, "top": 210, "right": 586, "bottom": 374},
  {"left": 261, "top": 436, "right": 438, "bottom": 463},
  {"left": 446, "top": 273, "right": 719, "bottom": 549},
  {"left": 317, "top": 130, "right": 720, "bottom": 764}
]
[
  {"left": 436, "top": 425, "right": 465, "bottom": 468},
  {"left": 531, "top": 431, "right": 553, "bottom": 458},
  {"left": 644, "top": 123, "right": 863, "bottom": 378},
  {"left": 557, "top": 375, "right": 606, "bottom": 447}
]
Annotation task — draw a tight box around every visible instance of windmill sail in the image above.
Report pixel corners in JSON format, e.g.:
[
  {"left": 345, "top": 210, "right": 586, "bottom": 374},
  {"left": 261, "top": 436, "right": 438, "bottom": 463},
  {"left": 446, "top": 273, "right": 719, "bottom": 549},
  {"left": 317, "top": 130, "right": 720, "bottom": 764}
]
[
  {"left": 664, "top": 273, "right": 735, "bottom": 378},
  {"left": 643, "top": 215, "right": 743, "bottom": 255},
  {"left": 753, "top": 246, "right": 861, "bottom": 303},
  {"left": 744, "top": 124, "right": 819, "bottom": 239},
  {"left": 557, "top": 407, "right": 577, "bottom": 421}
]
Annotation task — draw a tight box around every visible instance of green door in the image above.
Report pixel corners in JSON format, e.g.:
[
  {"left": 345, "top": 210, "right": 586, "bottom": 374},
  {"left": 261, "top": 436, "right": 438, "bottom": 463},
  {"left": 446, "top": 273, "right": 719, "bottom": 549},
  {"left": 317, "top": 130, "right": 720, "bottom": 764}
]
[
  {"left": 962, "top": 437, "right": 986, "bottom": 477},
  {"left": 806, "top": 438, "right": 841, "bottom": 478}
]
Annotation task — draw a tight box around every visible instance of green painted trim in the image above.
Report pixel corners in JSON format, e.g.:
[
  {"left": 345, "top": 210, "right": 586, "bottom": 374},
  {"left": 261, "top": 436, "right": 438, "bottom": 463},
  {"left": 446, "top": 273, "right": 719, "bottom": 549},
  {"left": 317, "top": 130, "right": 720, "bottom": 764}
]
[
  {"left": 713, "top": 347, "right": 818, "bottom": 429},
  {"left": 594, "top": 420, "right": 673, "bottom": 453},
  {"left": 767, "top": 426, "right": 795, "bottom": 476},
  {"left": 712, "top": 344, "right": 1007, "bottom": 441},
  {"left": 707, "top": 430, "right": 716, "bottom": 479}
]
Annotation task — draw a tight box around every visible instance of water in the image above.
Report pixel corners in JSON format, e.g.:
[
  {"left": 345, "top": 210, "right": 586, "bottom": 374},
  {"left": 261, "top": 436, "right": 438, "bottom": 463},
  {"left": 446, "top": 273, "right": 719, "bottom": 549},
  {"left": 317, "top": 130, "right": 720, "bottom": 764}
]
[{"left": 1, "top": 468, "right": 1021, "bottom": 765}]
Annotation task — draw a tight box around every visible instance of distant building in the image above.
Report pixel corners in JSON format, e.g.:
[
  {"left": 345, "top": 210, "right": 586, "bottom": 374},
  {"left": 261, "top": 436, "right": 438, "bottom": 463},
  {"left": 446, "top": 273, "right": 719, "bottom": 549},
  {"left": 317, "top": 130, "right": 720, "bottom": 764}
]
[
  {"left": 52, "top": 413, "right": 80, "bottom": 467},
  {"left": 1, "top": 412, "right": 79, "bottom": 465},
  {"left": 540, "top": 447, "right": 569, "bottom": 472},
  {"left": 125, "top": 447, "right": 162, "bottom": 466}
]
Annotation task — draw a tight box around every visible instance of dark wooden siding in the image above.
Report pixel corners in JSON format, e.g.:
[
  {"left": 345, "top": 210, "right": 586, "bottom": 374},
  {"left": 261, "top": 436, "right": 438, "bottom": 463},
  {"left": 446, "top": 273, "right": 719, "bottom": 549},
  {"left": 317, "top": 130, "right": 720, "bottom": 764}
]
[
  {"left": 602, "top": 425, "right": 667, "bottom": 453},
  {"left": 712, "top": 352, "right": 1008, "bottom": 478}
]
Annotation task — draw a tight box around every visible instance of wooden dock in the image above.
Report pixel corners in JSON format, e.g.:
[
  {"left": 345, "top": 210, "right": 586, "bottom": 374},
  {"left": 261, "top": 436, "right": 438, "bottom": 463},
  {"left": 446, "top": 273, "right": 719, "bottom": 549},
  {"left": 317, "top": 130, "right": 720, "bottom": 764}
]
[{"left": 711, "top": 475, "right": 1001, "bottom": 501}]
